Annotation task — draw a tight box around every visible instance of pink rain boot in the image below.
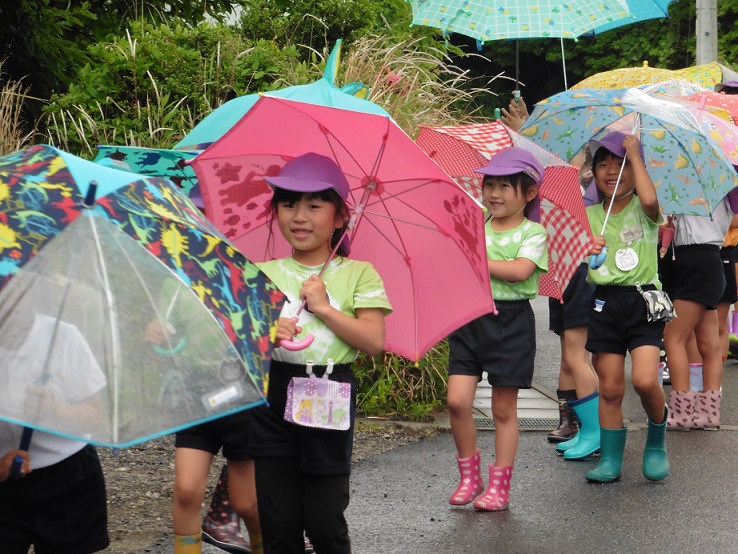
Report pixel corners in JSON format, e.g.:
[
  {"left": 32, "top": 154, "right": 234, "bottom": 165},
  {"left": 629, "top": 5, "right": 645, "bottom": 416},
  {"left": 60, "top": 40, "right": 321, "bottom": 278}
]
[
  {"left": 732, "top": 311, "right": 738, "bottom": 336},
  {"left": 449, "top": 449, "right": 484, "bottom": 505},
  {"left": 693, "top": 390, "right": 721, "bottom": 430},
  {"left": 473, "top": 465, "right": 513, "bottom": 512},
  {"left": 666, "top": 390, "right": 695, "bottom": 430}
]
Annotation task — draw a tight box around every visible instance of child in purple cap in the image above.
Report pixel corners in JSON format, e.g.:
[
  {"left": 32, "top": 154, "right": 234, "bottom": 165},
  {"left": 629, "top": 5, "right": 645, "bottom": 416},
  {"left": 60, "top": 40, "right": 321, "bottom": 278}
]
[
  {"left": 583, "top": 131, "right": 669, "bottom": 483},
  {"left": 248, "top": 152, "right": 392, "bottom": 553},
  {"left": 446, "top": 146, "right": 548, "bottom": 511}
]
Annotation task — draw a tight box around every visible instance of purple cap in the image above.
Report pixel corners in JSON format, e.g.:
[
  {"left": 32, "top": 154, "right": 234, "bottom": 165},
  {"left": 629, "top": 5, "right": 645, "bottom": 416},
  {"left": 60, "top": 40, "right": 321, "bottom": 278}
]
[
  {"left": 715, "top": 80, "right": 738, "bottom": 93},
  {"left": 588, "top": 131, "right": 643, "bottom": 160},
  {"left": 474, "top": 147, "right": 544, "bottom": 186},
  {"left": 264, "top": 152, "right": 349, "bottom": 200}
]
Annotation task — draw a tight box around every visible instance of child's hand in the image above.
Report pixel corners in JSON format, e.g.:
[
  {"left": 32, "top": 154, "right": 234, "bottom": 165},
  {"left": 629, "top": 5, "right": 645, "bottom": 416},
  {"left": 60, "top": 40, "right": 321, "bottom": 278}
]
[
  {"left": 622, "top": 134, "right": 643, "bottom": 162},
  {"left": 144, "top": 320, "right": 170, "bottom": 345},
  {"left": 500, "top": 96, "right": 529, "bottom": 132},
  {"left": 0, "top": 450, "right": 31, "bottom": 481},
  {"left": 589, "top": 235, "right": 607, "bottom": 256},
  {"left": 591, "top": 235, "right": 607, "bottom": 255},
  {"left": 274, "top": 316, "right": 300, "bottom": 348},
  {"left": 300, "top": 275, "right": 330, "bottom": 315}
]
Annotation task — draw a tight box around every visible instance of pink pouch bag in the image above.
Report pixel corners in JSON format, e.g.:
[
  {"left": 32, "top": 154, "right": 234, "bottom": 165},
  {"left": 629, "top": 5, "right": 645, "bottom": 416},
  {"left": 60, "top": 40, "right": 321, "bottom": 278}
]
[{"left": 284, "top": 360, "right": 351, "bottom": 431}]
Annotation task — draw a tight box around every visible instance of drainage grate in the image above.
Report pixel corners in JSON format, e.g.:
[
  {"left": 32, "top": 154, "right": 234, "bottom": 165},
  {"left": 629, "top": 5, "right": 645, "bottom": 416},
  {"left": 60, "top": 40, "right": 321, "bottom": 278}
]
[{"left": 474, "top": 418, "right": 559, "bottom": 431}]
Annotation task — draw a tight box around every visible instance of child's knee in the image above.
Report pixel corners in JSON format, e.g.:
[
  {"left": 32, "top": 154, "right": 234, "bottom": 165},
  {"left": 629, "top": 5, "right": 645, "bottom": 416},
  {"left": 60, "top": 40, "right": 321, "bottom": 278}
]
[
  {"left": 173, "top": 481, "right": 205, "bottom": 510},
  {"left": 231, "top": 495, "right": 258, "bottom": 520},
  {"left": 447, "top": 397, "right": 472, "bottom": 418},
  {"left": 598, "top": 385, "right": 625, "bottom": 405}
]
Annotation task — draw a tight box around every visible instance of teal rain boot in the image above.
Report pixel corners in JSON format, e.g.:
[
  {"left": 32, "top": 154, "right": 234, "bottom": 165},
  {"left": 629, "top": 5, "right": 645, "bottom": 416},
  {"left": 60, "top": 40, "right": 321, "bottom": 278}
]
[
  {"left": 563, "top": 392, "right": 601, "bottom": 460},
  {"left": 585, "top": 427, "right": 627, "bottom": 483},
  {"left": 643, "top": 408, "right": 669, "bottom": 481},
  {"left": 555, "top": 432, "right": 579, "bottom": 453}
]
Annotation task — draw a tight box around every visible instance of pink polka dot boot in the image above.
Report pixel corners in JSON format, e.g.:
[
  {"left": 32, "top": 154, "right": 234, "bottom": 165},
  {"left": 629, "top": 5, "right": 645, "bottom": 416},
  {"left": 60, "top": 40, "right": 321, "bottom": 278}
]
[
  {"left": 473, "top": 465, "right": 513, "bottom": 512},
  {"left": 449, "top": 449, "right": 484, "bottom": 505}
]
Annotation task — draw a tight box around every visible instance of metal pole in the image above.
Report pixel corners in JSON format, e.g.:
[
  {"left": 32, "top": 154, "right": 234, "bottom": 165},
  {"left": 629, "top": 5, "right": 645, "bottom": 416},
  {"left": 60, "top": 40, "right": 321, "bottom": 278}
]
[{"left": 696, "top": 0, "right": 718, "bottom": 64}]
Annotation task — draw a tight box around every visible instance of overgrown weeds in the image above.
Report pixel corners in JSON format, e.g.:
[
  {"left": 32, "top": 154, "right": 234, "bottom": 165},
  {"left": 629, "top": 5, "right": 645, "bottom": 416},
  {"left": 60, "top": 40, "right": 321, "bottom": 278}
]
[{"left": 0, "top": 62, "right": 34, "bottom": 155}]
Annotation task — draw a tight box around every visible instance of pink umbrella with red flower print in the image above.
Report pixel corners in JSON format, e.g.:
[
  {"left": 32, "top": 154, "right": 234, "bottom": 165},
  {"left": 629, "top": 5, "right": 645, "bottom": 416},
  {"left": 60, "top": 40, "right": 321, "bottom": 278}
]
[
  {"left": 416, "top": 121, "right": 596, "bottom": 301},
  {"left": 191, "top": 96, "right": 494, "bottom": 362}
]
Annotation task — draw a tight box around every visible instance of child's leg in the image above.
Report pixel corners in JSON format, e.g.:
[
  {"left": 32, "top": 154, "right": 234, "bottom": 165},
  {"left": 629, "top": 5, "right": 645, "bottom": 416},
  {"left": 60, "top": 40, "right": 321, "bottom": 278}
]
[
  {"left": 562, "top": 326, "right": 598, "bottom": 397},
  {"left": 664, "top": 299, "right": 706, "bottom": 391},
  {"left": 173, "top": 448, "right": 214, "bottom": 540},
  {"left": 227, "top": 460, "right": 262, "bottom": 553},
  {"left": 491, "top": 386, "right": 519, "bottom": 466},
  {"left": 254, "top": 456, "right": 306, "bottom": 553},
  {"left": 303, "top": 473, "right": 351, "bottom": 554},
  {"left": 472, "top": 386, "right": 518, "bottom": 511},
  {"left": 717, "top": 301, "right": 731, "bottom": 359},
  {"left": 631, "top": 345, "right": 666, "bottom": 423},
  {"left": 695, "top": 309, "right": 723, "bottom": 391},
  {"left": 593, "top": 353, "right": 626, "bottom": 428},
  {"left": 447, "top": 375, "right": 480, "bottom": 458}
]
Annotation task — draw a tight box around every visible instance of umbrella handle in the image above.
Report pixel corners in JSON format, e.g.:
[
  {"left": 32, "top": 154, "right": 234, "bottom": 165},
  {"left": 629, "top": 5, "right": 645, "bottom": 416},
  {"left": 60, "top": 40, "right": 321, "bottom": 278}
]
[
  {"left": 9, "top": 427, "right": 34, "bottom": 480},
  {"left": 153, "top": 336, "right": 188, "bottom": 356},
  {"left": 280, "top": 317, "right": 314, "bottom": 351},
  {"left": 589, "top": 247, "right": 609, "bottom": 270}
]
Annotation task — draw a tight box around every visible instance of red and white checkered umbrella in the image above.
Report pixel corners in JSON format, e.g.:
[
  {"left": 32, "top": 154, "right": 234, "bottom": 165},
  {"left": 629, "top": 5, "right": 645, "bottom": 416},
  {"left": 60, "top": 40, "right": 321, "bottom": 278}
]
[{"left": 416, "top": 121, "right": 596, "bottom": 301}]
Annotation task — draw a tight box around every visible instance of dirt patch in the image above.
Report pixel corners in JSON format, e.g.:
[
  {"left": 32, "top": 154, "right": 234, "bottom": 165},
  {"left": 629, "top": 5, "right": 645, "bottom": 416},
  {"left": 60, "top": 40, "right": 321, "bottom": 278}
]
[{"left": 101, "top": 420, "right": 441, "bottom": 552}]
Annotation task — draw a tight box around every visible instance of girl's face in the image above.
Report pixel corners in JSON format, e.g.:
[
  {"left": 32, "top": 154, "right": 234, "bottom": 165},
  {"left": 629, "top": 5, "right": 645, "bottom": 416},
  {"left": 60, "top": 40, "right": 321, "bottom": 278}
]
[
  {"left": 594, "top": 152, "right": 635, "bottom": 198},
  {"left": 482, "top": 176, "right": 532, "bottom": 223},
  {"left": 277, "top": 193, "right": 344, "bottom": 265}
]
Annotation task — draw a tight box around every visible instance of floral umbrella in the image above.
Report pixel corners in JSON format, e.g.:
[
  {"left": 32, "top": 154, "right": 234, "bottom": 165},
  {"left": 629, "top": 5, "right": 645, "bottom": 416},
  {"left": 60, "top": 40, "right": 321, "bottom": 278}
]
[
  {"left": 519, "top": 87, "right": 738, "bottom": 216},
  {"left": 416, "top": 121, "right": 596, "bottom": 301},
  {"left": 573, "top": 61, "right": 738, "bottom": 90},
  {"left": 0, "top": 144, "right": 284, "bottom": 450}
]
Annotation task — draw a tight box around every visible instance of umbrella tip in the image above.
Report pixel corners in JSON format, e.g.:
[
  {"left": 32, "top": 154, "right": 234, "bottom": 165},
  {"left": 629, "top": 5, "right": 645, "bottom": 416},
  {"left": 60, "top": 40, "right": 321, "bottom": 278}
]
[
  {"left": 83, "top": 181, "right": 98, "bottom": 208},
  {"left": 642, "top": 61, "right": 649, "bottom": 67}
]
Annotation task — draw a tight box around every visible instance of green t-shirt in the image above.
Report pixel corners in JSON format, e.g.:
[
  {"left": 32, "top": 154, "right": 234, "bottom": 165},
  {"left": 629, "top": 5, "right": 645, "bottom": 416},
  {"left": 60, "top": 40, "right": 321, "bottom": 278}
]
[
  {"left": 257, "top": 256, "right": 392, "bottom": 364},
  {"left": 485, "top": 218, "right": 548, "bottom": 300},
  {"left": 586, "top": 196, "right": 663, "bottom": 288}
]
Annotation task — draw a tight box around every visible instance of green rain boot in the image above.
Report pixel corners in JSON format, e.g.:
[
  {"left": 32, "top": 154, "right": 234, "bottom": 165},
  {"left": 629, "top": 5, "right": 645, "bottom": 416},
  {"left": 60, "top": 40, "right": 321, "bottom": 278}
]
[
  {"left": 643, "top": 408, "right": 669, "bottom": 481},
  {"left": 563, "top": 392, "right": 601, "bottom": 460},
  {"left": 585, "top": 427, "right": 627, "bottom": 483}
]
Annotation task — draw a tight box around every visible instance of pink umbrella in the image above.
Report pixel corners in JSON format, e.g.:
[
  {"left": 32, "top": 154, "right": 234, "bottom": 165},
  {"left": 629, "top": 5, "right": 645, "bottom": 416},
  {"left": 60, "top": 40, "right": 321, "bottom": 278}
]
[
  {"left": 416, "top": 121, "right": 596, "bottom": 301},
  {"left": 191, "top": 96, "right": 493, "bottom": 362},
  {"left": 685, "top": 90, "right": 738, "bottom": 123}
]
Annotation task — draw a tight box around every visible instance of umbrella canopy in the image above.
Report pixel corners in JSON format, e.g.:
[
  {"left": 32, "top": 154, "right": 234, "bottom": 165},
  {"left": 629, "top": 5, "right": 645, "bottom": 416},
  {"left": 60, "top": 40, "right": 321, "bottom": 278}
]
[
  {"left": 416, "top": 121, "right": 596, "bottom": 301},
  {"left": 0, "top": 144, "right": 284, "bottom": 448},
  {"left": 408, "top": 0, "right": 632, "bottom": 41},
  {"left": 175, "top": 41, "right": 388, "bottom": 151},
  {"left": 684, "top": 90, "right": 738, "bottom": 123},
  {"left": 191, "top": 97, "right": 494, "bottom": 362},
  {"left": 93, "top": 145, "right": 201, "bottom": 205},
  {"left": 519, "top": 87, "right": 738, "bottom": 216},
  {"left": 585, "top": 0, "right": 673, "bottom": 35},
  {"left": 573, "top": 61, "right": 738, "bottom": 90}
]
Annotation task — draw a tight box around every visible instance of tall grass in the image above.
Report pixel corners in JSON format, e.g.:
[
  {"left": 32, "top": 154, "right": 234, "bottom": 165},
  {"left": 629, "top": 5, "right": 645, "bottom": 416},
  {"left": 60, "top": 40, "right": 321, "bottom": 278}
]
[{"left": 0, "top": 62, "right": 34, "bottom": 155}]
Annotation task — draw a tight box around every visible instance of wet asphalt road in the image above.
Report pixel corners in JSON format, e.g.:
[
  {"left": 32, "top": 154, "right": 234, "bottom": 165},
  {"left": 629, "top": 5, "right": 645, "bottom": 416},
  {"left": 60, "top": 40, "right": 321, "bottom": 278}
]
[{"left": 143, "top": 296, "right": 738, "bottom": 553}]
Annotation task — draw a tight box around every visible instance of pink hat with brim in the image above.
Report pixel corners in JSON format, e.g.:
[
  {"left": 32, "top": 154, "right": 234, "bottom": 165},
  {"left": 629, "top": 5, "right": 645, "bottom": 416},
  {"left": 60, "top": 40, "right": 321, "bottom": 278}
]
[
  {"left": 474, "top": 146, "right": 544, "bottom": 186},
  {"left": 264, "top": 152, "right": 349, "bottom": 200}
]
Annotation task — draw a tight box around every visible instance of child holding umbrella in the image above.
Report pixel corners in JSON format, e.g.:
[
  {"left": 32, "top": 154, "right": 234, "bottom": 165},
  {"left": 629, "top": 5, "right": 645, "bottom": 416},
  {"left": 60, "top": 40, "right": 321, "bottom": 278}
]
[
  {"left": 446, "top": 147, "right": 548, "bottom": 511},
  {"left": 584, "top": 131, "right": 669, "bottom": 483}
]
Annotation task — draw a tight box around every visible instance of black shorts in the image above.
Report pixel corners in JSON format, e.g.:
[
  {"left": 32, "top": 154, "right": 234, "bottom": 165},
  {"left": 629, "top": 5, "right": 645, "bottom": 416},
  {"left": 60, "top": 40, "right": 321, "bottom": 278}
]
[
  {"left": 720, "top": 246, "right": 738, "bottom": 304},
  {"left": 175, "top": 408, "right": 255, "bottom": 462},
  {"left": 549, "top": 263, "right": 594, "bottom": 335},
  {"left": 586, "top": 285, "right": 665, "bottom": 356},
  {"left": 448, "top": 299, "right": 535, "bottom": 388},
  {"left": 659, "top": 244, "right": 725, "bottom": 310},
  {"left": 0, "top": 445, "right": 109, "bottom": 554},
  {"left": 248, "top": 361, "right": 356, "bottom": 476}
]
